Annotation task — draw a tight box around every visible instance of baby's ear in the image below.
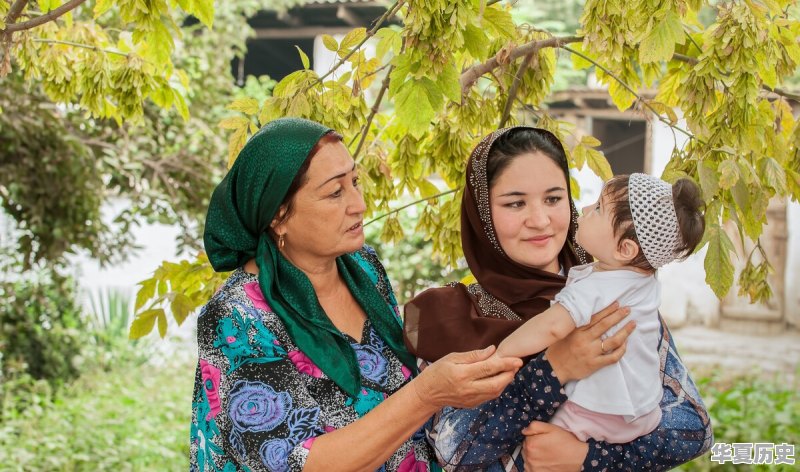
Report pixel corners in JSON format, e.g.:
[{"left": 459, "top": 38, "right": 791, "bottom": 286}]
[{"left": 616, "top": 238, "right": 640, "bottom": 262}]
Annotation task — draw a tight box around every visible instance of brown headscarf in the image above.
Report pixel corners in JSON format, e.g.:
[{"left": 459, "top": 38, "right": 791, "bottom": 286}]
[{"left": 404, "top": 127, "right": 589, "bottom": 362}]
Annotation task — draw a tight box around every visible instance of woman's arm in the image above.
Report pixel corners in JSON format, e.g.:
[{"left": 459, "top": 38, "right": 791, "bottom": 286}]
[
  {"left": 497, "top": 304, "right": 575, "bottom": 358},
  {"left": 304, "top": 346, "right": 521, "bottom": 471},
  {"left": 522, "top": 317, "right": 713, "bottom": 471}
]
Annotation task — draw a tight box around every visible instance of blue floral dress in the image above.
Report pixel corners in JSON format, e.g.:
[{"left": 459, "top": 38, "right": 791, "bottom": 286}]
[{"left": 190, "top": 247, "right": 438, "bottom": 471}]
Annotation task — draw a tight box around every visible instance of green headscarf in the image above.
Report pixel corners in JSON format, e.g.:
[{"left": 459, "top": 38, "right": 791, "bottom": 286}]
[{"left": 204, "top": 117, "right": 415, "bottom": 398}]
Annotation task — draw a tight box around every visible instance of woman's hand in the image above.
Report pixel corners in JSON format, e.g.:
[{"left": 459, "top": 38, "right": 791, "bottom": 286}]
[
  {"left": 413, "top": 346, "right": 522, "bottom": 409},
  {"left": 546, "top": 302, "right": 633, "bottom": 384},
  {"left": 522, "top": 421, "right": 588, "bottom": 472}
]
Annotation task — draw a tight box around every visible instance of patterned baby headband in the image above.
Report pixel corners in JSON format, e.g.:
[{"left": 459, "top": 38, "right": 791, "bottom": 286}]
[{"left": 628, "top": 173, "right": 682, "bottom": 269}]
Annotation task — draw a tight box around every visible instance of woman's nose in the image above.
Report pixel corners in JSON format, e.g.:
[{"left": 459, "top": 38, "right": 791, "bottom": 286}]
[
  {"left": 348, "top": 186, "right": 367, "bottom": 214},
  {"left": 525, "top": 205, "right": 549, "bottom": 228},
  {"left": 581, "top": 204, "right": 591, "bottom": 215}
]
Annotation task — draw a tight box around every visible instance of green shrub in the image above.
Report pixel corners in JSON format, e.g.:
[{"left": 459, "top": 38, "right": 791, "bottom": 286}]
[
  {"left": 680, "top": 371, "right": 800, "bottom": 471},
  {"left": 0, "top": 273, "right": 85, "bottom": 392},
  {"left": 0, "top": 353, "right": 194, "bottom": 471}
]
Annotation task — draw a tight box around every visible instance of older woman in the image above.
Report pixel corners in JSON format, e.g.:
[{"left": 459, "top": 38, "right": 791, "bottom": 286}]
[
  {"left": 405, "top": 127, "right": 713, "bottom": 470},
  {"left": 190, "top": 117, "right": 524, "bottom": 471}
]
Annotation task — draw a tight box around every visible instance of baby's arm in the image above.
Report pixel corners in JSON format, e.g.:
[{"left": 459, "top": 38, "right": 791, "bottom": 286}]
[{"left": 496, "top": 303, "right": 576, "bottom": 358}]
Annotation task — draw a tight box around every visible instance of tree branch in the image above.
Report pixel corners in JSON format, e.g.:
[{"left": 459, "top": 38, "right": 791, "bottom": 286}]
[
  {"left": 460, "top": 35, "right": 581, "bottom": 91},
  {"left": 499, "top": 52, "right": 534, "bottom": 127},
  {"left": 353, "top": 64, "right": 394, "bottom": 159},
  {"left": 562, "top": 44, "right": 696, "bottom": 141},
  {"left": 5, "top": 0, "right": 29, "bottom": 25},
  {"left": 365, "top": 188, "right": 460, "bottom": 226},
  {"left": 310, "top": 0, "right": 404, "bottom": 89},
  {"left": 4, "top": 0, "right": 87, "bottom": 33},
  {"left": 32, "top": 38, "right": 129, "bottom": 57},
  {"left": 671, "top": 52, "right": 800, "bottom": 104}
]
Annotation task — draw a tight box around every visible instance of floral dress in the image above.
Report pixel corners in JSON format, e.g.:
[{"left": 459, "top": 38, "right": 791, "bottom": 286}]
[
  {"left": 428, "top": 317, "right": 713, "bottom": 471},
  {"left": 190, "top": 247, "right": 438, "bottom": 471}
]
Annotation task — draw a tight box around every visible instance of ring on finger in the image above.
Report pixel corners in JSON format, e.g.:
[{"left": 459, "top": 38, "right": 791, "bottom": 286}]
[{"left": 600, "top": 339, "right": 608, "bottom": 355}]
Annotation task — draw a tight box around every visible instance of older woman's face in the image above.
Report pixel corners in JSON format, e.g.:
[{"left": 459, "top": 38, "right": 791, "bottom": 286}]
[
  {"left": 274, "top": 141, "right": 366, "bottom": 263},
  {"left": 489, "top": 151, "right": 570, "bottom": 273}
]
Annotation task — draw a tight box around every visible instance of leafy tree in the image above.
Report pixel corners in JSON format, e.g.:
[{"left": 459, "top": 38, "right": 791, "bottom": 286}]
[
  {"left": 0, "top": 2, "right": 301, "bottom": 268},
  {"left": 103, "top": 1, "right": 800, "bottom": 338}
]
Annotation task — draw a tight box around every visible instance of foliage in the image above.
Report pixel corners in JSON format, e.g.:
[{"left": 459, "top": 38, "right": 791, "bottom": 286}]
[
  {"left": 681, "top": 371, "right": 800, "bottom": 471},
  {"left": 0, "top": 2, "right": 285, "bottom": 268},
  {"left": 364, "top": 199, "right": 469, "bottom": 304},
  {"left": 0, "top": 0, "right": 216, "bottom": 122},
  {"left": 0, "top": 352, "right": 194, "bottom": 470},
  {"left": 131, "top": 0, "right": 800, "bottom": 338},
  {"left": 0, "top": 70, "right": 134, "bottom": 268},
  {"left": 0, "top": 272, "right": 85, "bottom": 393},
  {"left": 129, "top": 252, "right": 228, "bottom": 340}
]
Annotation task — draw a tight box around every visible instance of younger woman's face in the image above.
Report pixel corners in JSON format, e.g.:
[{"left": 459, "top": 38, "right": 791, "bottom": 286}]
[{"left": 489, "top": 151, "right": 571, "bottom": 273}]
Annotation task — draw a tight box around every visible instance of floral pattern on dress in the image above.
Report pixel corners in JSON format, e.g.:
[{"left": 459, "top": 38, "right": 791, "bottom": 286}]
[{"left": 190, "top": 246, "right": 436, "bottom": 471}]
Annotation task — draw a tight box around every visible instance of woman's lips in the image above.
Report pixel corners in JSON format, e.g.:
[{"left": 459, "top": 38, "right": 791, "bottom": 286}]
[{"left": 523, "top": 235, "right": 551, "bottom": 246}]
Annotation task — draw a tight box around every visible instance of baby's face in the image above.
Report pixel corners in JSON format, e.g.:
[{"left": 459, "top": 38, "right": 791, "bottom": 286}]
[{"left": 576, "top": 192, "right": 619, "bottom": 264}]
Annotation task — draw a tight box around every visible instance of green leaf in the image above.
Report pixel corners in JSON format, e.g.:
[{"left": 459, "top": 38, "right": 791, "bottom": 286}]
[
  {"left": 157, "top": 311, "right": 168, "bottom": 338},
  {"left": 463, "top": 24, "right": 489, "bottom": 59},
  {"left": 419, "top": 179, "right": 440, "bottom": 199},
  {"left": 697, "top": 161, "right": 720, "bottom": 202},
  {"left": 760, "top": 157, "right": 787, "bottom": 194},
  {"left": 219, "top": 116, "right": 250, "bottom": 130},
  {"left": 718, "top": 159, "right": 740, "bottom": 189},
  {"left": 322, "top": 34, "right": 338, "bottom": 52},
  {"left": 572, "top": 143, "right": 587, "bottom": 170},
  {"left": 437, "top": 63, "right": 461, "bottom": 103},
  {"left": 129, "top": 309, "right": 163, "bottom": 339},
  {"left": 393, "top": 79, "right": 438, "bottom": 139},
  {"left": 607, "top": 78, "right": 636, "bottom": 111},
  {"left": 375, "top": 28, "right": 401, "bottom": 61},
  {"left": 704, "top": 224, "right": 735, "bottom": 298},
  {"left": 170, "top": 292, "right": 195, "bottom": 325},
  {"left": 173, "top": 90, "right": 189, "bottom": 121},
  {"left": 295, "top": 45, "right": 310, "bottom": 70},
  {"left": 639, "top": 10, "right": 685, "bottom": 64},
  {"left": 482, "top": 6, "right": 516, "bottom": 39},
  {"left": 570, "top": 43, "right": 595, "bottom": 70},
  {"left": 580, "top": 135, "right": 601, "bottom": 147},
  {"left": 38, "top": 0, "right": 60, "bottom": 13},
  {"left": 135, "top": 278, "right": 157, "bottom": 311},
  {"left": 94, "top": 0, "right": 114, "bottom": 17},
  {"left": 585, "top": 147, "right": 613, "bottom": 180},
  {"left": 340, "top": 27, "right": 367, "bottom": 55},
  {"left": 191, "top": 0, "right": 214, "bottom": 28}
]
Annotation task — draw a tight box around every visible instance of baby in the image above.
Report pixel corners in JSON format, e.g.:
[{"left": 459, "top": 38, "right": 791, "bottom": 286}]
[{"left": 497, "top": 173, "right": 705, "bottom": 443}]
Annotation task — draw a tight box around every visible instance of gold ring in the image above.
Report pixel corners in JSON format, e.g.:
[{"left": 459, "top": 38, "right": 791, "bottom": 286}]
[{"left": 600, "top": 339, "right": 608, "bottom": 355}]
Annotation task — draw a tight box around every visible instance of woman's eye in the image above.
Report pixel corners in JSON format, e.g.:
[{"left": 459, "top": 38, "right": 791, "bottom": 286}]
[
  {"left": 594, "top": 201, "right": 601, "bottom": 211},
  {"left": 504, "top": 201, "right": 524, "bottom": 209},
  {"left": 330, "top": 188, "right": 343, "bottom": 198},
  {"left": 352, "top": 176, "right": 360, "bottom": 187},
  {"left": 545, "top": 196, "right": 563, "bottom": 205}
]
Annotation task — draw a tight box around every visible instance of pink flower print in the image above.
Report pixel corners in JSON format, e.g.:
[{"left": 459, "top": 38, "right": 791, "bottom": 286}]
[
  {"left": 199, "top": 359, "right": 222, "bottom": 420},
  {"left": 301, "top": 425, "right": 337, "bottom": 449},
  {"left": 401, "top": 365, "right": 412, "bottom": 380},
  {"left": 226, "top": 336, "right": 236, "bottom": 344},
  {"left": 398, "top": 447, "right": 428, "bottom": 472},
  {"left": 287, "top": 350, "right": 322, "bottom": 378},
  {"left": 243, "top": 282, "right": 272, "bottom": 312}
]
